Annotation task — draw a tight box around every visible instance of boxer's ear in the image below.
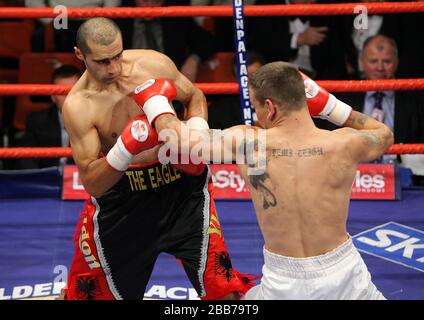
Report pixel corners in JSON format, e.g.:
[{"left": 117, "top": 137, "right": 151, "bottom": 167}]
[
  {"left": 264, "top": 99, "right": 276, "bottom": 122},
  {"left": 75, "top": 47, "right": 84, "bottom": 61}
]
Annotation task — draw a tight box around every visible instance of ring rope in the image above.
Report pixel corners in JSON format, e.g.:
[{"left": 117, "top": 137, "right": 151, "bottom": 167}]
[
  {"left": 1, "top": 3, "right": 423, "bottom": 158},
  {"left": 0, "top": 3, "right": 423, "bottom": 19},
  {"left": 0, "top": 145, "right": 423, "bottom": 158},
  {"left": 1, "top": 79, "right": 424, "bottom": 96}
]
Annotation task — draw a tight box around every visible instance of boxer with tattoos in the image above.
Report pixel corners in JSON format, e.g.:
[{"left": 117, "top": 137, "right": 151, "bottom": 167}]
[{"left": 134, "top": 61, "right": 393, "bottom": 300}]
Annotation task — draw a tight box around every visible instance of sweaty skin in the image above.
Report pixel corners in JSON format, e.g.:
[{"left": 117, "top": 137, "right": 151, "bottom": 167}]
[
  {"left": 63, "top": 49, "right": 207, "bottom": 198},
  {"left": 155, "top": 104, "right": 393, "bottom": 258}
]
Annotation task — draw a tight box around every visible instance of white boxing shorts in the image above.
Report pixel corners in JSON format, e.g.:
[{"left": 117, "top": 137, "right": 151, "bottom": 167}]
[{"left": 245, "top": 237, "right": 385, "bottom": 300}]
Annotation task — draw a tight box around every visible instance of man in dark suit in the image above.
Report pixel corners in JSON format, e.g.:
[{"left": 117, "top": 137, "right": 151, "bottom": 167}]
[
  {"left": 331, "top": 35, "right": 424, "bottom": 184},
  {"left": 335, "top": 35, "right": 424, "bottom": 144},
  {"left": 118, "top": 0, "right": 215, "bottom": 82},
  {"left": 246, "top": 0, "right": 354, "bottom": 80},
  {"left": 15, "top": 65, "right": 82, "bottom": 169}
]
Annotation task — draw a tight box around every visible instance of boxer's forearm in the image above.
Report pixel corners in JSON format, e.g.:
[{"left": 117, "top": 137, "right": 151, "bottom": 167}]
[
  {"left": 79, "top": 158, "right": 124, "bottom": 198},
  {"left": 184, "top": 87, "right": 208, "bottom": 120},
  {"left": 344, "top": 110, "right": 388, "bottom": 131},
  {"left": 154, "top": 114, "right": 182, "bottom": 138},
  {"left": 345, "top": 111, "right": 393, "bottom": 144},
  {"left": 344, "top": 110, "right": 394, "bottom": 154},
  {"left": 155, "top": 115, "right": 216, "bottom": 162},
  {"left": 155, "top": 115, "right": 203, "bottom": 151}
]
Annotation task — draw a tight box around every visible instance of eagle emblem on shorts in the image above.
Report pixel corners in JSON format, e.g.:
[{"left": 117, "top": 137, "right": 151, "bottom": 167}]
[
  {"left": 74, "top": 275, "right": 102, "bottom": 300},
  {"left": 214, "top": 251, "right": 233, "bottom": 282}
]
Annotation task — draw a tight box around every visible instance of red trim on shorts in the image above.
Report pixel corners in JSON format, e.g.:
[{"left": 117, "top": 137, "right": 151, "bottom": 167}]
[
  {"left": 200, "top": 178, "right": 258, "bottom": 300},
  {"left": 64, "top": 200, "right": 116, "bottom": 300}
]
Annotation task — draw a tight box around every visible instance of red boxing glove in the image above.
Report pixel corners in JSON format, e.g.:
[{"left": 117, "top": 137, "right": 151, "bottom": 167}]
[
  {"left": 133, "top": 78, "right": 177, "bottom": 125},
  {"left": 171, "top": 156, "right": 206, "bottom": 176},
  {"left": 106, "top": 114, "right": 158, "bottom": 171},
  {"left": 300, "top": 72, "right": 352, "bottom": 126}
]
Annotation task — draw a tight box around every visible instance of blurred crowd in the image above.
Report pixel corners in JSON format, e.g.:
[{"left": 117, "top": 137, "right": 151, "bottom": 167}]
[{"left": 0, "top": 0, "right": 423, "bottom": 185}]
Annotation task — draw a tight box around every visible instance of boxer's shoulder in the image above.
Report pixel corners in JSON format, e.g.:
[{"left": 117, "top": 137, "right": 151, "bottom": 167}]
[{"left": 129, "top": 50, "right": 176, "bottom": 75}]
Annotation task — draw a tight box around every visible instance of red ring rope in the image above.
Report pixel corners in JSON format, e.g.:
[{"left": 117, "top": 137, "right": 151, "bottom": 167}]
[
  {"left": 0, "top": 145, "right": 423, "bottom": 158},
  {"left": 1, "top": 2, "right": 423, "bottom": 157},
  {"left": 0, "top": 147, "right": 72, "bottom": 158},
  {"left": 0, "top": 3, "right": 423, "bottom": 19},
  {"left": 1, "top": 79, "right": 424, "bottom": 96}
]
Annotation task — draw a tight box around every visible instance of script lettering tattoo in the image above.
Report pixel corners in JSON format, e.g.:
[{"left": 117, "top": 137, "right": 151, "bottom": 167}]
[
  {"left": 297, "top": 147, "right": 324, "bottom": 157},
  {"left": 271, "top": 147, "right": 323, "bottom": 157},
  {"left": 272, "top": 148, "right": 293, "bottom": 157}
]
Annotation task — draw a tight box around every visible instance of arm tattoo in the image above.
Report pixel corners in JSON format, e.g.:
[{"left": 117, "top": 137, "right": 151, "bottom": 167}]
[
  {"left": 358, "top": 131, "right": 383, "bottom": 146},
  {"left": 239, "top": 138, "right": 276, "bottom": 210},
  {"left": 346, "top": 112, "right": 368, "bottom": 128},
  {"left": 238, "top": 138, "right": 246, "bottom": 159},
  {"left": 357, "top": 113, "right": 368, "bottom": 126}
]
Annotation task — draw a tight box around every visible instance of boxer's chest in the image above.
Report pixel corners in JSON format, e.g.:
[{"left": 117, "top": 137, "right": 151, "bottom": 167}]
[
  {"left": 93, "top": 84, "right": 146, "bottom": 154},
  {"left": 92, "top": 70, "right": 162, "bottom": 154}
]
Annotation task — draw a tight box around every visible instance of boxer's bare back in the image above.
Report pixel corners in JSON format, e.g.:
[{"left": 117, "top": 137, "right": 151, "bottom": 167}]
[{"left": 237, "top": 123, "right": 356, "bottom": 259}]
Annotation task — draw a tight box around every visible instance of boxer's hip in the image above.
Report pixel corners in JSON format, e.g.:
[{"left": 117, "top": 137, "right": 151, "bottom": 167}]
[{"left": 246, "top": 237, "right": 385, "bottom": 300}]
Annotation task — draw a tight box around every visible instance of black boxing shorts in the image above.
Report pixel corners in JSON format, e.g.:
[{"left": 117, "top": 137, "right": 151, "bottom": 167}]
[{"left": 63, "top": 161, "right": 256, "bottom": 300}]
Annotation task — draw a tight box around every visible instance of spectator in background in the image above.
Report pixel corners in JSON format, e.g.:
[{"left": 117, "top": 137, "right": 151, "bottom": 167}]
[
  {"left": 350, "top": 0, "right": 387, "bottom": 76},
  {"left": 246, "top": 0, "right": 354, "bottom": 80},
  {"left": 15, "top": 65, "right": 82, "bottom": 169},
  {"left": 119, "top": 0, "right": 215, "bottom": 82},
  {"left": 25, "top": 0, "right": 121, "bottom": 52},
  {"left": 0, "top": 0, "right": 24, "bottom": 5},
  {"left": 346, "top": 0, "right": 424, "bottom": 79},
  {"left": 381, "top": 0, "right": 424, "bottom": 78},
  {"left": 334, "top": 35, "right": 424, "bottom": 184},
  {"left": 208, "top": 51, "right": 265, "bottom": 129}
]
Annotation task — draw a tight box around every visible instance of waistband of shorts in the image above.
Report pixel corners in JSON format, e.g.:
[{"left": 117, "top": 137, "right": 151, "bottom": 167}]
[
  {"left": 263, "top": 236, "right": 356, "bottom": 277},
  {"left": 127, "top": 160, "right": 160, "bottom": 170}
]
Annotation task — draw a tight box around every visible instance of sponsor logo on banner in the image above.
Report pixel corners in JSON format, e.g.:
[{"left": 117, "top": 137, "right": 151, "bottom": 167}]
[
  {"left": 0, "top": 283, "right": 198, "bottom": 300},
  {"left": 209, "top": 164, "right": 250, "bottom": 199},
  {"left": 0, "top": 282, "right": 65, "bottom": 300},
  {"left": 62, "top": 165, "right": 89, "bottom": 200},
  {"left": 353, "top": 222, "right": 424, "bottom": 272},
  {"left": 351, "top": 164, "right": 397, "bottom": 200},
  {"left": 144, "top": 285, "right": 199, "bottom": 300},
  {"left": 62, "top": 164, "right": 398, "bottom": 200}
]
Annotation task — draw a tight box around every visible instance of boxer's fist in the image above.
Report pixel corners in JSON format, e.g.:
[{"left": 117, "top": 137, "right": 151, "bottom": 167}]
[
  {"left": 133, "top": 78, "right": 177, "bottom": 125},
  {"left": 119, "top": 114, "right": 158, "bottom": 155},
  {"left": 300, "top": 72, "right": 352, "bottom": 126},
  {"left": 106, "top": 114, "right": 158, "bottom": 171},
  {"left": 171, "top": 117, "right": 209, "bottom": 176}
]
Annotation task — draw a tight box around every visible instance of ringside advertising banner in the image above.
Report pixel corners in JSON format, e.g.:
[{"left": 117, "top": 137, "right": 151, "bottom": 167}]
[
  {"left": 62, "top": 163, "right": 400, "bottom": 200},
  {"left": 62, "top": 165, "right": 89, "bottom": 200}
]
